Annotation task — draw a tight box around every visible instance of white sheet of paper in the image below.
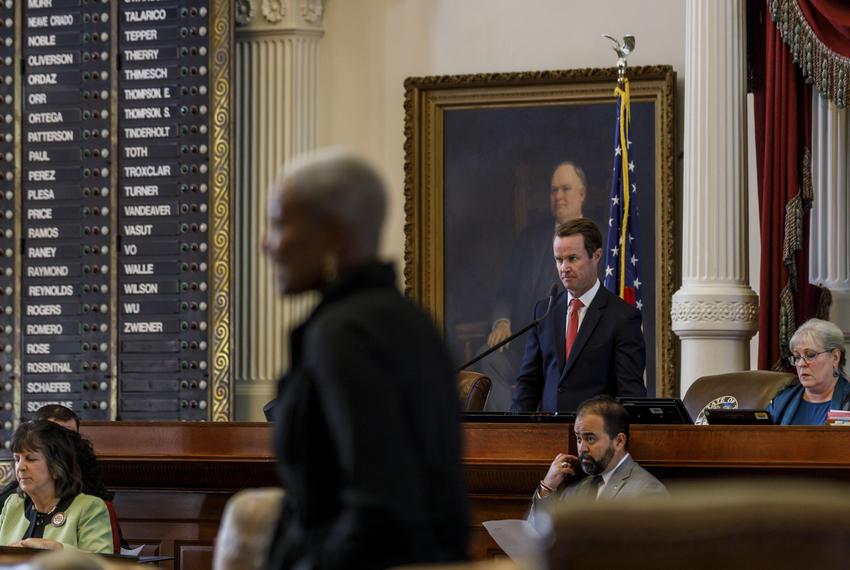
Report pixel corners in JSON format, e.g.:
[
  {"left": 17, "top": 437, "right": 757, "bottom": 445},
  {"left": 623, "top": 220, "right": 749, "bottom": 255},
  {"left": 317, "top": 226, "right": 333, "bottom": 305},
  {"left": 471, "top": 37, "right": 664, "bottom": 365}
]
[
  {"left": 482, "top": 519, "right": 541, "bottom": 559},
  {"left": 121, "top": 544, "right": 145, "bottom": 557}
]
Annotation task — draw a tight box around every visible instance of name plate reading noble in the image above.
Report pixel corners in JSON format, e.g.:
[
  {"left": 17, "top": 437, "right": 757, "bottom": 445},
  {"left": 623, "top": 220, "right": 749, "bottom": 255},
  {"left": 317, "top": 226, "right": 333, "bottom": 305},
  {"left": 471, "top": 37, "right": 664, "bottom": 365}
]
[
  {"left": 24, "top": 381, "right": 79, "bottom": 395},
  {"left": 26, "top": 72, "right": 82, "bottom": 86},
  {"left": 120, "top": 378, "right": 179, "bottom": 392},
  {"left": 25, "top": 187, "right": 82, "bottom": 202},
  {"left": 24, "top": 31, "right": 81, "bottom": 50},
  {"left": 121, "top": 124, "right": 177, "bottom": 140},
  {"left": 25, "top": 14, "right": 78, "bottom": 29},
  {"left": 25, "top": 206, "right": 81, "bottom": 221},
  {"left": 120, "top": 300, "right": 179, "bottom": 314},
  {"left": 25, "top": 283, "right": 77, "bottom": 297},
  {"left": 120, "top": 339, "right": 180, "bottom": 354},
  {"left": 25, "top": 224, "right": 81, "bottom": 239},
  {"left": 25, "top": 169, "right": 82, "bottom": 184},
  {"left": 25, "top": 147, "right": 83, "bottom": 163},
  {"left": 26, "top": 0, "right": 83, "bottom": 10},
  {"left": 121, "top": 143, "right": 178, "bottom": 159},
  {"left": 121, "top": 202, "right": 177, "bottom": 217},
  {"left": 25, "top": 245, "right": 80, "bottom": 260},
  {"left": 24, "top": 360, "right": 79, "bottom": 374},
  {"left": 120, "top": 359, "right": 179, "bottom": 373},
  {"left": 121, "top": 261, "right": 178, "bottom": 275},
  {"left": 25, "top": 52, "right": 81, "bottom": 68},
  {"left": 25, "top": 263, "right": 81, "bottom": 279},
  {"left": 120, "top": 240, "right": 179, "bottom": 256},
  {"left": 121, "top": 280, "right": 179, "bottom": 295},
  {"left": 24, "top": 341, "right": 81, "bottom": 355},
  {"left": 122, "top": 182, "right": 179, "bottom": 198},
  {"left": 26, "top": 129, "right": 78, "bottom": 144},
  {"left": 121, "top": 26, "right": 179, "bottom": 44},
  {"left": 120, "top": 221, "right": 179, "bottom": 237},
  {"left": 122, "top": 47, "right": 178, "bottom": 63},
  {"left": 25, "top": 303, "right": 79, "bottom": 316},
  {"left": 121, "top": 85, "right": 177, "bottom": 102},
  {"left": 25, "top": 321, "right": 80, "bottom": 336},
  {"left": 123, "top": 8, "right": 178, "bottom": 25},
  {"left": 121, "top": 319, "right": 180, "bottom": 334}
]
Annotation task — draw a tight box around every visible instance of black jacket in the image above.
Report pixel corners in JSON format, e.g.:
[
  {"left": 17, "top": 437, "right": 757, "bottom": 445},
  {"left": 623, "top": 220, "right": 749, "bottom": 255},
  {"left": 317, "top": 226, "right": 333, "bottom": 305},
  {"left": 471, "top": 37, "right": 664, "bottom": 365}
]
[
  {"left": 512, "top": 285, "right": 647, "bottom": 412},
  {"left": 265, "top": 263, "right": 469, "bottom": 570}
]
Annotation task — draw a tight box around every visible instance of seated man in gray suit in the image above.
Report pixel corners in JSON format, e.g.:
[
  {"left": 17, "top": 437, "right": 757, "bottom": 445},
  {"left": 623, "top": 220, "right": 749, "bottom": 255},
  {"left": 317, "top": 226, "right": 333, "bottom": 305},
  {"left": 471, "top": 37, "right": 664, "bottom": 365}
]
[{"left": 530, "top": 395, "right": 667, "bottom": 523}]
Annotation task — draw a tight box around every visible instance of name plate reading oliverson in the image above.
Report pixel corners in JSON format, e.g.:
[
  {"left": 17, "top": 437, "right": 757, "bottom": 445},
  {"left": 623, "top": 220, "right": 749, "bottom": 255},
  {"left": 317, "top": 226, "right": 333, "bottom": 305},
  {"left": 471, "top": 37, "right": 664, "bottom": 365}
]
[{"left": 8, "top": 0, "right": 225, "bottom": 430}]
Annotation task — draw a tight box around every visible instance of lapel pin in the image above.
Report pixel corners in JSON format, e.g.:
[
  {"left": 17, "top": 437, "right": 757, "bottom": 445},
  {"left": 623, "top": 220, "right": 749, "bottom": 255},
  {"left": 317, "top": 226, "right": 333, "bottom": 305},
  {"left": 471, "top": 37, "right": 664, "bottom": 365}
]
[{"left": 51, "top": 512, "right": 66, "bottom": 527}]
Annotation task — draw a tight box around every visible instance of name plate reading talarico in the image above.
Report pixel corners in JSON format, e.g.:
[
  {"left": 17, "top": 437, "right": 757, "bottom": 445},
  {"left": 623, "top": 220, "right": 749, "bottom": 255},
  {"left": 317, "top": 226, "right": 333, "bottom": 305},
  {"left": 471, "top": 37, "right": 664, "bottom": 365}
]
[{"left": 0, "top": 0, "right": 234, "bottom": 450}]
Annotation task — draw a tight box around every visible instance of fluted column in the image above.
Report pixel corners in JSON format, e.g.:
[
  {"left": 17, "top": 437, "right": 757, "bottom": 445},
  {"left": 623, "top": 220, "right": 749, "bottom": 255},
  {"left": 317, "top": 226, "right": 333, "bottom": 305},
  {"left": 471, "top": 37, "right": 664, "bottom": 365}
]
[
  {"left": 810, "top": 92, "right": 850, "bottom": 355},
  {"left": 672, "top": 0, "right": 758, "bottom": 396},
  {"left": 233, "top": 0, "right": 324, "bottom": 420}
]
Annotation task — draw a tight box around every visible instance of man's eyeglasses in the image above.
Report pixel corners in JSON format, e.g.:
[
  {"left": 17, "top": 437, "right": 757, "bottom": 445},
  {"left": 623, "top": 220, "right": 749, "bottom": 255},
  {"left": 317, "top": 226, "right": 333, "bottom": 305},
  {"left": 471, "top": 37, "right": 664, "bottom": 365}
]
[{"left": 787, "top": 350, "right": 831, "bottom": 366}]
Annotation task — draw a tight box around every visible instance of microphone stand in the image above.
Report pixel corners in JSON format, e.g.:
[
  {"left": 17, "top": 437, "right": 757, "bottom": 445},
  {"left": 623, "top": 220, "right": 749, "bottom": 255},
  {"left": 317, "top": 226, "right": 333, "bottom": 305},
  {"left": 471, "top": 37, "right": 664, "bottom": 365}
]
[{"left": 457, "top": 284, "right": 560, "bottom": 372}]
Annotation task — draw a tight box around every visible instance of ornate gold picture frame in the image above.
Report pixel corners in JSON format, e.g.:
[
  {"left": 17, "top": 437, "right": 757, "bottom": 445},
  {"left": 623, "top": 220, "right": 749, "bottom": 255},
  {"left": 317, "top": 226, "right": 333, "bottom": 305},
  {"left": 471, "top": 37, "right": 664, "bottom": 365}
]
[{"left": 403, "top": 66, "right": 677, "bottom": 398}]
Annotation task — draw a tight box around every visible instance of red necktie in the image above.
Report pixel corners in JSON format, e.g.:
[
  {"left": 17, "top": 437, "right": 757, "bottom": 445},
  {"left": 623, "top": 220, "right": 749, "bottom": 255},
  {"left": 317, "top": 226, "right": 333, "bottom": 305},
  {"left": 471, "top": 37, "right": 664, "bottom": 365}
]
[{"left": 565, "top": 298, "right": 584, "bottom": 359}]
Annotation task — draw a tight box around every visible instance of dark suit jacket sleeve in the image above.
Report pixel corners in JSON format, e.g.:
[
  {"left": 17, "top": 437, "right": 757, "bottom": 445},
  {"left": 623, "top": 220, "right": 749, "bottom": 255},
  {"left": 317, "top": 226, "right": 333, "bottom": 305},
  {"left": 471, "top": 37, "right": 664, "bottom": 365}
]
[
  {"left": 511, "top": 301, "right": 546, "bottom": 412},
  {"left": 614, "top": 307, "right": 647, "bottom": 398},
  {"left": 304, "top": 320, "right": 427, "bottom": 569}
]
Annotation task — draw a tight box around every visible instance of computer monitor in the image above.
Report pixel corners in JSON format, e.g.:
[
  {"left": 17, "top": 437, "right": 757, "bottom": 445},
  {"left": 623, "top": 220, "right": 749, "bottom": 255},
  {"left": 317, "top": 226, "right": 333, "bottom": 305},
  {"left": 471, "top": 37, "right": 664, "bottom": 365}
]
[
  {"left": 616, "top": 397, "right": 694, "bottom": 424},
  {"left": 703, "top": 408, "right": 773, "bottom": 425}
]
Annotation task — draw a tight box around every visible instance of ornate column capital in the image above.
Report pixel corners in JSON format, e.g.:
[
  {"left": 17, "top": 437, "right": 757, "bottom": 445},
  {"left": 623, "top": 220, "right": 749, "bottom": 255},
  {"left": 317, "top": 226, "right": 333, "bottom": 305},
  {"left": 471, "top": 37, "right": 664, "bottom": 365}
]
[
  {"left": 236, "top": 0, "right": 324, "bottom": 35},
  {"left": 671, "top": 286, "right": 759, "bottom": 338}
]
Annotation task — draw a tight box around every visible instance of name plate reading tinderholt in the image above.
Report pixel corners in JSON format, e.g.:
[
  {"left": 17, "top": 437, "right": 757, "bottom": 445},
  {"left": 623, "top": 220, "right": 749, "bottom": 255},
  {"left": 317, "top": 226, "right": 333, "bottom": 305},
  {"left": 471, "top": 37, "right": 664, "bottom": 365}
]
[{"left": 5, "top": 0, "right": 232, "bottom": 440}]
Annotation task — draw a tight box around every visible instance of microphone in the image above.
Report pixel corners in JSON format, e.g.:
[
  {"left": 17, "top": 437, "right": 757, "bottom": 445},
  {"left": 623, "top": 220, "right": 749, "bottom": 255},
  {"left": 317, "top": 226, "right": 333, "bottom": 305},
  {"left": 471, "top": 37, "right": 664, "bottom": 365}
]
[{"left": 457, "top": 283, "right": 560, "bottom": 372}]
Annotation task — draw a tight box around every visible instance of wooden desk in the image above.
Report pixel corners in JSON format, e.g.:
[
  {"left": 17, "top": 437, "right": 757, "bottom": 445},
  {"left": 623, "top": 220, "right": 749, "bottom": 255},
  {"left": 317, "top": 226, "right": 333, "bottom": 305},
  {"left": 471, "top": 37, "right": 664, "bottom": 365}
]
[{"left": 81, "top": 422, "right": 850, "bottom": 567}]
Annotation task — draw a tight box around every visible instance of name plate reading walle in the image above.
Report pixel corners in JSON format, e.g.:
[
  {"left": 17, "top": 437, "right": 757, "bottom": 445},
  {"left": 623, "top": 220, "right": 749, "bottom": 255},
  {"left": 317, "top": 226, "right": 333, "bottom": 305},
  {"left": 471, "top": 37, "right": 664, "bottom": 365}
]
[{"left": 0, "top": 0, "right": 233, "bottom": 436}]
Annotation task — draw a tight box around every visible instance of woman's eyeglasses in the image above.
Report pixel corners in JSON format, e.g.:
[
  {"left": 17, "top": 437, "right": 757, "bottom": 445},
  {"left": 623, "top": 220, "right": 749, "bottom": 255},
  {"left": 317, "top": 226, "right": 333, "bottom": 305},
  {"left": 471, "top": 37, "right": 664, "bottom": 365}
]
[{"left": 787, "top": 350, "right": 831, "bottom": 366}]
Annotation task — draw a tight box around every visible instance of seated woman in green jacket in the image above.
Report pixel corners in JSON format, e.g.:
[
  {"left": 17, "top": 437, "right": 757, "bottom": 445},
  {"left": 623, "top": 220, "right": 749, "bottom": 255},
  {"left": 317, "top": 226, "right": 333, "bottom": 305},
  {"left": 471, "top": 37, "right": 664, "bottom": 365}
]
[{"left": 0, "top": 420, "right": 113, "bottom": 553}]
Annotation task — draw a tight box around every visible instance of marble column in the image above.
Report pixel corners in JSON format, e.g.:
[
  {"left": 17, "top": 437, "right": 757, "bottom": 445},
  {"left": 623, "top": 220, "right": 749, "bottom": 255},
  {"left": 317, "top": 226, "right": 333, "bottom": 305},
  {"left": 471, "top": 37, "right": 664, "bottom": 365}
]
[
  {"left": 810, "top": 92, "right": 850, "bottom": 356},
  {"left": 233, "top": 0, "right": 324, "bottom": 420},
  {"left": 672, "top": 0, "right": 759, "bottom": 396}
]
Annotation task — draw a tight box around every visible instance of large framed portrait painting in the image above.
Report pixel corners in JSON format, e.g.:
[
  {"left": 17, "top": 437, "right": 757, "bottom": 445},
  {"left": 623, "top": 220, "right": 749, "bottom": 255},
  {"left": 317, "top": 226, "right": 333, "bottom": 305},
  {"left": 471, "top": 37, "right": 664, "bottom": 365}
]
[{"left": 404, "top": 66, "right": 677, "bottom": 404}]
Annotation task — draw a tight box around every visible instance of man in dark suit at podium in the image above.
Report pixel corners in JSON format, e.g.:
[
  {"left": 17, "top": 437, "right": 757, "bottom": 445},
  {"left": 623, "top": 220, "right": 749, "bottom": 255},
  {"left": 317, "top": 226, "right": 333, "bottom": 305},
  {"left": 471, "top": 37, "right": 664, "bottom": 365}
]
[{"left": 511, "top": 218, "right": 646, "bottom": 412}]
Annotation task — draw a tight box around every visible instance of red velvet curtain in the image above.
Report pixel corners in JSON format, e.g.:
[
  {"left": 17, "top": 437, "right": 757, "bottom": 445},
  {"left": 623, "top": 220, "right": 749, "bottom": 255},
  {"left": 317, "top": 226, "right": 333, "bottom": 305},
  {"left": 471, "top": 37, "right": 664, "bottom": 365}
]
[{"left": 752, "top": 0, "right": 850, "bottom": 369}]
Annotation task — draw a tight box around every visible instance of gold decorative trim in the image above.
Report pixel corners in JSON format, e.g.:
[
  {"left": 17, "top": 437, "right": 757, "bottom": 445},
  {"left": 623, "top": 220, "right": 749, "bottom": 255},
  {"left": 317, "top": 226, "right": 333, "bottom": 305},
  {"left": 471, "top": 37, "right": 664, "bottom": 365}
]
[
  {"left": 403, "top": 65, "right": 678, "bottom": 398},
  {"left": 211, "top": 0, "right": 234, "bottom": 421},
  {"left": 771, "top": 0, "right": 850, "bottom": 108}
]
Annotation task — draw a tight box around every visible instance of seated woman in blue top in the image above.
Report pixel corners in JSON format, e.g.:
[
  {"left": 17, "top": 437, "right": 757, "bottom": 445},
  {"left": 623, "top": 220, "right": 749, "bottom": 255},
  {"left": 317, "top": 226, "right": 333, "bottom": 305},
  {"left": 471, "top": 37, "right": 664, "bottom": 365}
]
[{"left": 767, "top": 318, "right": 850, "bottom": 425}]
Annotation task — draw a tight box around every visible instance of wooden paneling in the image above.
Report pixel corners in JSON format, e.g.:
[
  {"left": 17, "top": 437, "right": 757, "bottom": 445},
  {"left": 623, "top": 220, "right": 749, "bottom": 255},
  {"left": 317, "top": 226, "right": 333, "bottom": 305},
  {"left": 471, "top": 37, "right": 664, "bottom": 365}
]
[{"left": 80, "top": 422, "right": 850, "bottom": 568}]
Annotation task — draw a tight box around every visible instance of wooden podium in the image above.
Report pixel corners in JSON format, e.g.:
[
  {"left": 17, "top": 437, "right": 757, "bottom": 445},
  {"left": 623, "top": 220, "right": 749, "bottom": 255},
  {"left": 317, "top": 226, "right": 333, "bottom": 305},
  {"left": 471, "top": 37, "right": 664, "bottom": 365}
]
[{"left": 81, "top": 422, "right": 850, "bottom": 568}]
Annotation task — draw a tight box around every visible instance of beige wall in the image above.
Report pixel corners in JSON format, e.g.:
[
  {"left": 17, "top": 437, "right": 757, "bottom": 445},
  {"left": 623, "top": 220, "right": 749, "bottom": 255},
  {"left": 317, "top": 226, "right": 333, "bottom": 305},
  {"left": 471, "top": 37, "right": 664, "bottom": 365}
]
[{"left": 316, "top": 0, "right": 686, "bottom": 267}]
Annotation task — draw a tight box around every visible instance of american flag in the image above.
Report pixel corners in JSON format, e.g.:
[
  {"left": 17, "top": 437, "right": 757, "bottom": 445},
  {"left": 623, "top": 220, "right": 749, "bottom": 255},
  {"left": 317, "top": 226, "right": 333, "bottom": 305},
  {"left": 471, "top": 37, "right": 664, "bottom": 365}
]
[{"left": 603, "top": 78, "right": 642, "bottom": 310}]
